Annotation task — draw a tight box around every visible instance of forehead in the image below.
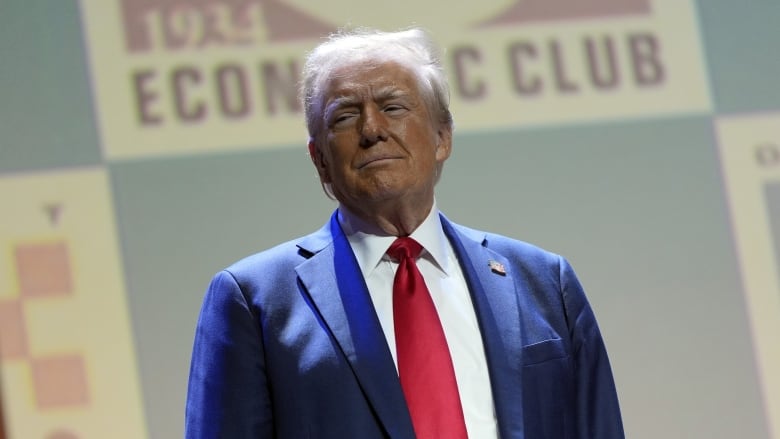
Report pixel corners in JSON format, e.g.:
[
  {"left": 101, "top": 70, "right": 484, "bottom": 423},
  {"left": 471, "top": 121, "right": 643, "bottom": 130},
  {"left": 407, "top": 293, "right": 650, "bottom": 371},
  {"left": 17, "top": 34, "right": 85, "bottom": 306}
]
[{"left": 322, "top": 61, "right": 423, "bottom": 101}]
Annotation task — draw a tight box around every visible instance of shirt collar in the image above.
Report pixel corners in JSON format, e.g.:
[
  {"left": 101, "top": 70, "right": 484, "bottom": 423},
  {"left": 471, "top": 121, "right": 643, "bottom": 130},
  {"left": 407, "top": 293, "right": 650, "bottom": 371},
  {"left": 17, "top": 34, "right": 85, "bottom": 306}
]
[{"left": 338, "top": 200, "right": 452, "bottom": 277}]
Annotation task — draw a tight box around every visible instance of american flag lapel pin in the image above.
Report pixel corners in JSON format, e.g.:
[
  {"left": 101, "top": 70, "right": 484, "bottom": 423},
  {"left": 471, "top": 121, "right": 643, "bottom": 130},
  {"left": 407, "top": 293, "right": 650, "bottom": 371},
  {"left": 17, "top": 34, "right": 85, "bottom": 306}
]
[{"left": 488, "top": 260, "right": 506, "bottom": 276}]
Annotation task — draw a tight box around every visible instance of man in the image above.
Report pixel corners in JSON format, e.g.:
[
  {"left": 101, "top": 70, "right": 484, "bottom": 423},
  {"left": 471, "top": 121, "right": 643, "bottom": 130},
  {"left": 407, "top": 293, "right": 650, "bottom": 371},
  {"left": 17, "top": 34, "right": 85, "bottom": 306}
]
[{"left": 185, "top": 28, "right": 624, "bottom": 438}]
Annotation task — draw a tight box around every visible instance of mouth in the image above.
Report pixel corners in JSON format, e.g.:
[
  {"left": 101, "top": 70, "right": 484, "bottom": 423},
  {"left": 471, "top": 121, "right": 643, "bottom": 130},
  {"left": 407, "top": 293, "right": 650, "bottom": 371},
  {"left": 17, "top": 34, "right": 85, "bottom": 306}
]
[{"left": 358, "top": 155, "right": 403, "bottom": 169}]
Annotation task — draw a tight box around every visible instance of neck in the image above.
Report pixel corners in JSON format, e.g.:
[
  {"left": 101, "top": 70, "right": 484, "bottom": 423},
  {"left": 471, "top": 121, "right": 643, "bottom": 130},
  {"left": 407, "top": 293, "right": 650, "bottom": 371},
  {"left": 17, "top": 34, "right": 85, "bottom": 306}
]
[{"left": 340, "top": 198, "right": 434, "bottom": 237}]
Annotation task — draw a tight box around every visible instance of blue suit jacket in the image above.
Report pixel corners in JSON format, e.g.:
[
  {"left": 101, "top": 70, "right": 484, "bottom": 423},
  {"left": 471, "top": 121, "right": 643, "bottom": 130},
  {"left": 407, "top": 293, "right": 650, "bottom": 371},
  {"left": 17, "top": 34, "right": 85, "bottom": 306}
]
[{"left": 185, "top": 212, "right": 624, "bottom": 438}]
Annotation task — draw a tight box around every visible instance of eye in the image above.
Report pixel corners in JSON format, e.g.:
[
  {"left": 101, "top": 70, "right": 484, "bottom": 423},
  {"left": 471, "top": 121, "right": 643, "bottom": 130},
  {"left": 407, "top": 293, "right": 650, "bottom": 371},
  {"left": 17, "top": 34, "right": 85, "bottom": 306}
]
[
  {"left": 331, "top": 112, "right": 357, "bottom": 127},
  {"left": 383, "top": 104, "right": 407, "bottom": 115}
]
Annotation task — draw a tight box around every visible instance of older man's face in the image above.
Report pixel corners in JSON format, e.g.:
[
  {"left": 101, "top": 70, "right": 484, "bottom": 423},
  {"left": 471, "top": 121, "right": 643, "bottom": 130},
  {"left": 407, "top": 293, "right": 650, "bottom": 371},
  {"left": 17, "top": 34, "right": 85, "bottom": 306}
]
[{"left": 309, "top": 61, "right": 451, "bottom": 216}]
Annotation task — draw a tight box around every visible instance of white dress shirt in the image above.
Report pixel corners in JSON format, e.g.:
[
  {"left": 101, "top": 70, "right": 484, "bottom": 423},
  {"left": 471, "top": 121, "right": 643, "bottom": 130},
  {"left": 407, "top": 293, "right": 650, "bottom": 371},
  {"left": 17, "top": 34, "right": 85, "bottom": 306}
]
[{"left": 338, "top": 202, "right": 498, "bottom": 438}]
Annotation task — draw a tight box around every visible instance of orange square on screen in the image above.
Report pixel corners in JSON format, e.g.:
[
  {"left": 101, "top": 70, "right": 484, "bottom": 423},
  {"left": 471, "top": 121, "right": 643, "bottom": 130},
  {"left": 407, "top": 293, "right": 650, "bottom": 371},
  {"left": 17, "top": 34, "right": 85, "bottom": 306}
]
[
  {"left": 0, "top": 300, "right": 28, "bottom": 359},
  {"left": 15, "top": 242, "right": 73, "bottom": 298},
  {"left": 31, "top": 354, "right": 89, "bottom": 409}
]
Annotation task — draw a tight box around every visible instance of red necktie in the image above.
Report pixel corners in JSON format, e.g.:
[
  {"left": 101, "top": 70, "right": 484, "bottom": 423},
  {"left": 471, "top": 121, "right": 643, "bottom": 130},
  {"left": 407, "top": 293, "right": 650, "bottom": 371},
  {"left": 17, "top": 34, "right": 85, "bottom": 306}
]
[{"left": 387, "top": 237, "right": 468, "bottom": 439}]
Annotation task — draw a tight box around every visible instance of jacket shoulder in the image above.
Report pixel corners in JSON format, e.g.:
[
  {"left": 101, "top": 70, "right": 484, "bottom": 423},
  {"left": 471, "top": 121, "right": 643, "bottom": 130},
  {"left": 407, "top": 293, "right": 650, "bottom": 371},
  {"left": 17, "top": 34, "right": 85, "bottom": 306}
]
[
  {"left": 223, "top": 221, "right": 333, "bottom": 280},
  {"left": 449, "top": 221, "right": 562, "bottom": 266},
  {"left": 225, "top": 239, "right": 304, "bottom": 278}
]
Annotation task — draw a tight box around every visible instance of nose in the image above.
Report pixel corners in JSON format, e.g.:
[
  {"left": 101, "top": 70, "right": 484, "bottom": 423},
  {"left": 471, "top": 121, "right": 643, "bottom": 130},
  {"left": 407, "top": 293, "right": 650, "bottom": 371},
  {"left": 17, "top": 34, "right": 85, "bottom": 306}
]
[{"left": 359, "top": 106, "right": 389, "bottom": 147}]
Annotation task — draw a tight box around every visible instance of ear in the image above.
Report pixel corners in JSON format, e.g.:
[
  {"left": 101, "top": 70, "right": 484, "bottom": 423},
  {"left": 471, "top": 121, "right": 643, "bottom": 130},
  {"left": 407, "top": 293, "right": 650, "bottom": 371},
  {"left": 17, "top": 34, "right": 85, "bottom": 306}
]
[
  {"left": 308, "top": 139, "right": 331, "bottom": 183},
  {"left": 434, "top": 123, "right": 453, "bottom": 163}
]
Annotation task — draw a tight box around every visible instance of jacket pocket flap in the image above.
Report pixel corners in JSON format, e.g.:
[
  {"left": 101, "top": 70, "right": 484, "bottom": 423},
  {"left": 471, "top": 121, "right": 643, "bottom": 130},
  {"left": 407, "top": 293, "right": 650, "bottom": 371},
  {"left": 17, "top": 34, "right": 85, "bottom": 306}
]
[{"left": 521, "top": 338, "right": 567, "bottom": 366}]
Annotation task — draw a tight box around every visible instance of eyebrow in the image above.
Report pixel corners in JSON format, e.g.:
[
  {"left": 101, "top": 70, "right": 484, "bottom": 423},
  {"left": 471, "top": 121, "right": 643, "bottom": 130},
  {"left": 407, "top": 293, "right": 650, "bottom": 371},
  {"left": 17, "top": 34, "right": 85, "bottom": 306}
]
[
  {"left": 373, "top": 86, "right": 412, "bottom": 101},
  {"left": 323, "top": 86, "right": 413, "bottom": 122}
]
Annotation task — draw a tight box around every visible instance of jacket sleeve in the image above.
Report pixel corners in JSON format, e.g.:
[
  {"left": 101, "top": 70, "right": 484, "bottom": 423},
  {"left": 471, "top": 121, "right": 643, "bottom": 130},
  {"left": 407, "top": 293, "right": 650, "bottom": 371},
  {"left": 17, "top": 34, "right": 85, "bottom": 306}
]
[
  {"left": 185, "top": 270, "right": 273, "bottom": 438},
  {"left": 560, "top": 257, "right": 625, "bottom": 439}
]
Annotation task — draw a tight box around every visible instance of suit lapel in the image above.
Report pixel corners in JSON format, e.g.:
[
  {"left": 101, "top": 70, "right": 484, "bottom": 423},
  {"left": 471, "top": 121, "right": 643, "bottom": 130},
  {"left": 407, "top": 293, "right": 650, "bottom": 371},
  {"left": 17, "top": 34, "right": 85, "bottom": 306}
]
[
  {"left": 295, "top": 213, "right": 415, "bottom": 439},
  {"left": 441, "top": 215, "right": 525, "bottom": 439}
]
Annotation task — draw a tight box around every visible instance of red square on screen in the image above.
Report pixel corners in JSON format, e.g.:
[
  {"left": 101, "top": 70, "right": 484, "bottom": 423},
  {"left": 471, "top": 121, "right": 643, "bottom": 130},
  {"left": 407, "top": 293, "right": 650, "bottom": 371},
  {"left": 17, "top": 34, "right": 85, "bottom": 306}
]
[
  {"left": 15, "top": 242, "right": 73, "bottom": 298},
  {"left": 31, "top": 354, "right": 89, "bottom": 409}
]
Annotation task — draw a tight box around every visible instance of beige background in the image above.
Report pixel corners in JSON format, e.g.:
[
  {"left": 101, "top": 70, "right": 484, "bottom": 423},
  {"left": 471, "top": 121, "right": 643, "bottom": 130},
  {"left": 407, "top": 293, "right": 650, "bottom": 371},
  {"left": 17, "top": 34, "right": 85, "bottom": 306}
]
[{"left": 1, "top": 0, "right": 779, "bottom": 438}]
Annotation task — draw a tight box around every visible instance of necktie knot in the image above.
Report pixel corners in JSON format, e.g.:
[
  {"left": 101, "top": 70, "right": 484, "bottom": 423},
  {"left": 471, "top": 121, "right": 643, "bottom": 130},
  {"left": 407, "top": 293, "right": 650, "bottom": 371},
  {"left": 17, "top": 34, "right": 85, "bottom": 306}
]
[{"left": 387, "top": 237, "right": 423, "bottom": 262}]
